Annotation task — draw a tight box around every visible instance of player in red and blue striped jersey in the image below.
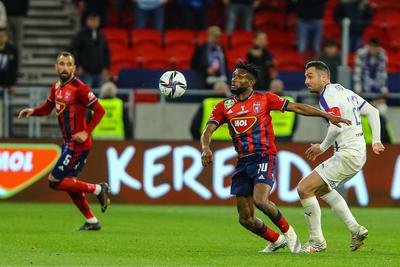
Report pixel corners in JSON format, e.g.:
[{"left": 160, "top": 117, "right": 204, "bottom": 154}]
[
  {"left": 201, "top": 62, "right": 350, "bottom": 253},
  {"left": 18, "top": 51, "right": 110, "bottom": 231}
]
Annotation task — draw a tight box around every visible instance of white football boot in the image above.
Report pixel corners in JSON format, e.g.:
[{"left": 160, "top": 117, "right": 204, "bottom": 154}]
[
  {"left": 259, "top": 235, "right": 287, "bottom": 253},
  {"left": 284, "top": 225, "right": 301, "bottom": 253},
  {"left": 350, "top": 225, "right": 368, "bottom": 251},
  {"left": 300, "top": 239, "right": 327, "bottom": 253}
]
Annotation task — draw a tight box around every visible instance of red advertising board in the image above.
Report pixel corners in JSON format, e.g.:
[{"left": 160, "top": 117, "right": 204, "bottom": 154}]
[{"left": 1, "top": 140, "right": 399, "bottom": 207}]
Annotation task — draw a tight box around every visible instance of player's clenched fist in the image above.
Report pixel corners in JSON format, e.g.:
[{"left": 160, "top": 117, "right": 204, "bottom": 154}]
[
  {"left": 201, "top": 148, "right": 213, "bottom": 167},
  {"left": 72, "top": 131, "right": 88, "bottom": 143},
  {"left": 18, "top": 108, "right": 34, "bottom": 119}
]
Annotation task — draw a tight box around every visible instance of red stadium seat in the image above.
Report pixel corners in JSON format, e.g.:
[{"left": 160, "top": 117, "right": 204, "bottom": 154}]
[
  {"left": 110, "top": 48, "right": 137, "bottom": 75},
  {"left": 164, "top": 29, "right": 196, "bottom": 51},
  {"left": 131, "top": 29, "right": 162, "bottom": 51},
  {"left": 226, "top": 49, "right": 247, "bottom": 70},
  {"left": 103, "top": 28, "right": 129, "bottom": 49},
  {"left": 138, "top": 48, "right": 171, "bottom": 69},
  {"left": 230, "top": 31, "right": 253, "bottom": 51},
  {"left": 275, "top": 51, "right": 305, "bottom": 72},
  {"left": 255, "top": 12, "right": 285, "bottom": 31},
  {"left": 166, "top": 47, "right": 194, "bottom": 70}
]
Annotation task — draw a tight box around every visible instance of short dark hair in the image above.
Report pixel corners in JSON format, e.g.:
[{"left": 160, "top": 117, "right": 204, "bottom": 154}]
[
  {"left": 235, "top": 61, "right": 259, "bottom": 80},
  {"left": 368, "top": 37, "right": 379, "bottom": 46},
  {"left": 305, "top": 61, "right": 330, "bottom": 78},
  {"left": 56, "top": 51, "right": 75, "bottom": 63},
  {"left": 322, "top": 38, "right": 337, "bottom": 48}
]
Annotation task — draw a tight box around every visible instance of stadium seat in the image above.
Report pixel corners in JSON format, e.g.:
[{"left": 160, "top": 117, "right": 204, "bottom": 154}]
[
  {"left": 164, "top": 29, "right": 196, "bottom": 51},
  {"left": 230, "top": 31, "right": 253, "bottom": 51},
  {"left": 275, "top": 51, "right": 305, "bottom": 72},
  {"left": 131, "top": 29, "right": 162, "bottom": 51},
  {"left": 167, "top": 47, "right": 194, "bottom": 70},
  {"left": 110, "top": 48, "right": 137, "bottom": 76},
  {"left": 255, "top": 12, "right": 285, "bottom": 31},
  {"left": 103, "top": 28, "right": 129, "bottom": 49},
  {"left": 226, "top": 49, "right": 248, "bottom": 70},
  {"left": 138, "top": 48, "right": 171, "bottom": 69}
]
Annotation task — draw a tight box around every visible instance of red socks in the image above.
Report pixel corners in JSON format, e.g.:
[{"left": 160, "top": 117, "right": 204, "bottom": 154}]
[
  {"left": 68, "top": 192, "right": 95, "bottom": 219},
  {"left": 259, "top": 224, "right": 280, "bottom": 242},
  {"left": 52, "top": 177, "right": 96, "bottom": 193},
  {"left": 268, "top": 210, "right": 290, "bottom": 233}
]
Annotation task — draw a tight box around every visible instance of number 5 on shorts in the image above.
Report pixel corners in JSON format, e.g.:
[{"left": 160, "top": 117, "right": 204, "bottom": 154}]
[{"left": 63, "top": 154, "right": 72, "bottom": 166}]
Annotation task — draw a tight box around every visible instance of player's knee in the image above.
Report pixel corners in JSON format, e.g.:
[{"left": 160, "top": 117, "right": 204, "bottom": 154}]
[
  {"left": 48, "top": 174, "right": 60, "bottom": 190},
  {"left": 253, "top": 196, "right": 268, "bottom": 210},
  {"left": 297, "top": 182, "right": 309, "bottom": 199},
  {"left": 239, "top": 216, "right": 253, "bottom": 227},
  {"left": 48, "top": 180, "right": 59, "bottom": 190}
]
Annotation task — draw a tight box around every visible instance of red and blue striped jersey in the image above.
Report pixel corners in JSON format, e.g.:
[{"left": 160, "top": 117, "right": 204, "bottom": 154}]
[
  {"left": 47, "top": 77, "right": 98, "bottom": 151},
  {"left": 208, "top": 91, "right": 289, "bottom": 158}
]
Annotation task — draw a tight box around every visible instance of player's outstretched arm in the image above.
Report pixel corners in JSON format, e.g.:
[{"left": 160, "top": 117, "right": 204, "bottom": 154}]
[
  {"left": 285, "top": 102, "right": 351, "bottom": 128},
  {"left": 201, "top": 124, "right": 217, "bottom": 167}
]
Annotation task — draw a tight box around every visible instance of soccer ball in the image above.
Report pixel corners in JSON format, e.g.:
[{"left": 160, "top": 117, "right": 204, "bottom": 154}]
[{"left": 159, "top": 71, "right": 187, "bottom": 98}]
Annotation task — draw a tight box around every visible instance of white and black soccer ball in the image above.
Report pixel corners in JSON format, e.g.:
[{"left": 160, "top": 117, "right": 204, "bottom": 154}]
[{"left": 159, "top": 71, "right": 187, "bottom": 98}]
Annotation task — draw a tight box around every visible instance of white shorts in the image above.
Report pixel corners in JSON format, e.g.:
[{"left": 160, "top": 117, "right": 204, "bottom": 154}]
[{"left": 315, "top": 152, "right": 366, "bottom": 190}]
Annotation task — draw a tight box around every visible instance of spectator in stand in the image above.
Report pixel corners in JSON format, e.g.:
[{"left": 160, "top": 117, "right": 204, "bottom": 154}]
[
  {"left": 191, "top": 25, "right": 228, "bottom": 89},
  {"left": 134, "top": 0, "right": 167, "bottom": 32},
  {"left": 268, "top": 79, "right": 297, "bottom": 142},
  {"left": 2, "top": 0, "right": 29, "bottom": 58},
  {"left": 318, "top": 38, "right": 341, "bottom": 83},
  {"left": 91, "top": 81, "right": 132, "bottom": 140},
  {"left": 190, "top": 81, "right": 230, "bottom": 140},
  {"left": 74, "top": 0, "right": 109, "bottom": 28},
  {"left": 177, "top": 0, "right": 209, "bottom": 31},
  {"left": 223, "top": 0, "right": 261, "bottom": 35},
  {"left": 69, "top": 12, "right": 110, "bottom": 89},
  {"left": 353, "top": 37, "right": 394, "bottom": 143},
  {"left": 0, "top": 1, "right": 6, "bottom": 28},
  {"left": 296, "top": 0, "right": 327, "bottom": 55},
  {"left": 0, "top": 28, "right": 18, "bottom": 94},
  {"left": 334, "top": 0, "right": 373, "bottom": 52},
  {"left": 246, "top": 31, "right": 275, "bottom": 90}
]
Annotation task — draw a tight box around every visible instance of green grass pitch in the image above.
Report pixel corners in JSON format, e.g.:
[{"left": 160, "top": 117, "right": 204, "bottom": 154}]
[{"left": 0, "top": 203, "right": 398, "bottom": 266}]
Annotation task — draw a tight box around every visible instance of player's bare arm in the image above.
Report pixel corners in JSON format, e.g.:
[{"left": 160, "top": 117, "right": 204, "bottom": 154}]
[
  {"left": 372, "top": 143, "right": 385, "bottom": 155},
  {"left": 285, "top": 102, "right": 351, "bottom": 128},
  {"left": 201, "top": 123, "right": 217, "bottom": 167},
  {"left": 18, "top": 108, "right": 34, "bottom": 119},
  {"left": 305, "top": 144, "right": 324, "bottom": 161}
]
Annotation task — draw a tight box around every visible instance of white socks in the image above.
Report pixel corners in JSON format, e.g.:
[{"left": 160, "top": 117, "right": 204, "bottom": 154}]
[
  {"left": 300, "top": 196, "right": 325, "bottom": 243},
  {"left": 94, "top": 184, "right": 102, "bottom": 195},
  {"left": 321, "top": 190, "right": 359, "bottom": 234},
  {"left": 86, "top": 217, "right": 98, "bottom": 223}
]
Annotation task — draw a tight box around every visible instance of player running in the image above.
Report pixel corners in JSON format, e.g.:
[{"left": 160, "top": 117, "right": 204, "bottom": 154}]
[
  {"left": 18, "top": 51, "right": 111, "bottom": 231},
  {"left": 297, "top": 61, "right": 385, "bottom": 252},
  {"left": 201, "top": 62, "right": 351, "bottom": 253}
]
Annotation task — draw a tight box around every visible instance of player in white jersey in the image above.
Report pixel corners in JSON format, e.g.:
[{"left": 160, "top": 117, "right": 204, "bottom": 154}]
[{"left": 297, "top": 61, "right": 385, "bottom": 253}]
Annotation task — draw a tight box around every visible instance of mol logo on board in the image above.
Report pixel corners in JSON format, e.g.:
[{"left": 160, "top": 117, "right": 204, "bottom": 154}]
[{"left": 0, "top": 144, "right": 61, "bottom": 199}]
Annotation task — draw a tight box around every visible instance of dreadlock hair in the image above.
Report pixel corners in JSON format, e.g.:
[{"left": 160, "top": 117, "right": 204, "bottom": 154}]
[{"left": 235, "top": 61, "right": 260, "bottom": 81}]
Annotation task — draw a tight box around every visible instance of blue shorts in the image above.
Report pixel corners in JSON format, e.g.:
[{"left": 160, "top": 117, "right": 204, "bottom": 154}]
[
  {"left": 51, "top": 146, "right": 89, "bottom": 180},
  {"left": 231, "top": 154, "right": 277, "bottom": 196}
]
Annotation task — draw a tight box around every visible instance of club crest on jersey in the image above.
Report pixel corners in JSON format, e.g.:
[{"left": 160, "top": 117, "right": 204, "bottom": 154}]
[
  {"left": 224, "top": 99, "right": 234, "bottom": 109},
  {"left": 88, "top": 92, "right": 95, "bottom": 101},
  {"left": 230, "top": 116, "right": 257, "bottom": 134},
  {"left": 55, "top": 100, "right": 66, "bottom": 116},
  {"left": 253, "top": 102, "right": 261, "bottom": 113}
]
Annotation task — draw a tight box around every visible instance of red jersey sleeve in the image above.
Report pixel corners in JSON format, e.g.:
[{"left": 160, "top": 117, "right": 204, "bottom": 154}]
[
  {"left": 207, "top": 101, "right": 226, "bottom": 127},
  {"left": 77, "top": 84, "right": 98, "bottom": 107},
  {"left": 265, "top": 92, "right": 289, "bottom": 112},
  {"left": 47, "top": 85, "right": 55, "bottom": 103}
]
